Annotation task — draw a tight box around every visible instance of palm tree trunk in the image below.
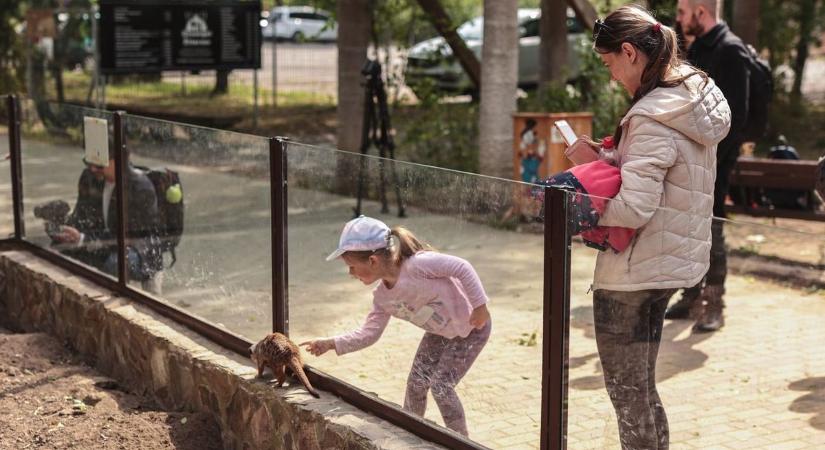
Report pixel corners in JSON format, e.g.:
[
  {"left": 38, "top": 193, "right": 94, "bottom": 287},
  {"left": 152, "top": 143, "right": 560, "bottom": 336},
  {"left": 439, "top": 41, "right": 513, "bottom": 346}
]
[
  {"left": 336, "top": 0, "right": 371, "bottom": 193},
  {"left": 539, "top": 0, "right": 569, "bottom": 90},
  {"left": 478, "top": 0, "right": 518, "bottom": 177},
  {"left": 732, "top": 0, "right": 760, "bottom": 47}
]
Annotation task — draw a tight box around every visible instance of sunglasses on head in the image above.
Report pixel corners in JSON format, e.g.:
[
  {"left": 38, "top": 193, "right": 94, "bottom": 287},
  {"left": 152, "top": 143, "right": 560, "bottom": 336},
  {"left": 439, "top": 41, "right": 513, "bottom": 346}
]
[{"left": 593, "top": 19, "right": 612, "bottom": 41}]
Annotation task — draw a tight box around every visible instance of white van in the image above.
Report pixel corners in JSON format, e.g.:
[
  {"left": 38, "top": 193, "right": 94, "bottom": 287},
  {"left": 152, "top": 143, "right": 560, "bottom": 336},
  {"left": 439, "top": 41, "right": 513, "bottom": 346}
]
[{"left": 262, "top": 6, "right": 337, "bottom": 42}]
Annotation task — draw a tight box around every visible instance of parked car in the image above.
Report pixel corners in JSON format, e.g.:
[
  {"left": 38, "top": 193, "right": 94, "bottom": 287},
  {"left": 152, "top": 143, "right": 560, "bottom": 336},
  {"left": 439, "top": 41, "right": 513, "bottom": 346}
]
[
  {"left": 404, "top": 8, "right": 585, "bottom": 97},
  {"left": 261, "top": 6, "right": 337, "bottom": 42}
]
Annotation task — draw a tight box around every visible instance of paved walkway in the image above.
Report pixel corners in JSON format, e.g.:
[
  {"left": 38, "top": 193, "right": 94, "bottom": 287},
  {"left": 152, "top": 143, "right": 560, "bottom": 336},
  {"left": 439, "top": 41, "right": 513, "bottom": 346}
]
[
  {"left": 290, "top": 211, "right": 825, "bottom": 450},
  {"left": 4, "top": 132, "right": 825, "bottom": 449}
]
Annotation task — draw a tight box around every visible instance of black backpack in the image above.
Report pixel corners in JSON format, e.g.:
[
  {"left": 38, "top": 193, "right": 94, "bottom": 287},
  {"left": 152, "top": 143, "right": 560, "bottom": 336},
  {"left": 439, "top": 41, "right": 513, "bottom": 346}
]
[
  {"left": 136, "top": 166, "right": 184, "bottom": 268},
  {"left": 762, "top": 143, "right": 808, "bottom": 210},
  {"left": 742, "top": 44, "right": 774, "bottom": 142}
]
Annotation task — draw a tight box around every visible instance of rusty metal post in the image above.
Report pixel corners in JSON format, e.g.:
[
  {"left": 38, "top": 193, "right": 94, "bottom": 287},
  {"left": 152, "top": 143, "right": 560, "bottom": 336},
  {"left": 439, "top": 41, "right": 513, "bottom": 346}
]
[
  {"left": 112, "top": 111, "right": 128, "bottom": 286},
  {"left": 541, "top": 186, "right": 571, "bottom": 450},
  {"left": 6, "top": 95, "right": 25, "bottom": 239},
  {"left": 271, "top": 137, "right": 289, "bottom": 335}
]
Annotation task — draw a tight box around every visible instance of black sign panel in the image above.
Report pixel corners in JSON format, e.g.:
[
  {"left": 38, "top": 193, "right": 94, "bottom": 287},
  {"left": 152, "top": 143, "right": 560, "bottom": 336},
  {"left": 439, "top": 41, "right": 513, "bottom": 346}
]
[{"left": 99, "top": 0, "right": 261, "bottom": 74}]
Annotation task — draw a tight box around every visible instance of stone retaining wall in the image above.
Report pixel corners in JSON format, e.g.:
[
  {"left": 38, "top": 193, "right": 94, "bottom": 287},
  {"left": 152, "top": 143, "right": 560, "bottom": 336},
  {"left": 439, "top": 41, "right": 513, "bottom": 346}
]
[{"left": 0, "top": 250, "right": 444, "bottom": 450}]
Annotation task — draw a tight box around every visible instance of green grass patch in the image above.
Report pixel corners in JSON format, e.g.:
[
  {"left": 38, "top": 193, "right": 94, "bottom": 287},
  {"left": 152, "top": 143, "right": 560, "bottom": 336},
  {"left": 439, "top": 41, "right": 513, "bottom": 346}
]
[{"left": 55, "top": 71, "right": 335, "bottom": 118}]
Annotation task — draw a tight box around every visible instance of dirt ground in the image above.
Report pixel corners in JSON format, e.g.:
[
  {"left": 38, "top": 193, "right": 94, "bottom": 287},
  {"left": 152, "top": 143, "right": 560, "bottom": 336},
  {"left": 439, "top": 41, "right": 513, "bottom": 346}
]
[
  {"left": 0, "top": 328, "right": 222, "bottom": 450},
  {"left": 724, "top": 215, "right": 825, "bottom": 267}
]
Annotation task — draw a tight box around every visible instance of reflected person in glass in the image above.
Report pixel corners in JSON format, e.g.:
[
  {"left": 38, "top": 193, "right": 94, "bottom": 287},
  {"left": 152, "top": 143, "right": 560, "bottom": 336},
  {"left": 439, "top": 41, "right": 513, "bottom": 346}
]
[
  {"left": 301, "top": 216, "right": 491, "bottom": 437},
  {"left": 50, "top": 155, "right": 164, "bottom": 294},
  {"left": 582, "top": 5, "right": 731, "bottom": 450}
]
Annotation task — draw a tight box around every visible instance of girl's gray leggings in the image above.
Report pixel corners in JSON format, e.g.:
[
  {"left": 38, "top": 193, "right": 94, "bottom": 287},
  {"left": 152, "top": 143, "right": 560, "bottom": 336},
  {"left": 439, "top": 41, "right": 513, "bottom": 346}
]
[{"left": 403, "top": 320, "right": 491, "bottom": 436}]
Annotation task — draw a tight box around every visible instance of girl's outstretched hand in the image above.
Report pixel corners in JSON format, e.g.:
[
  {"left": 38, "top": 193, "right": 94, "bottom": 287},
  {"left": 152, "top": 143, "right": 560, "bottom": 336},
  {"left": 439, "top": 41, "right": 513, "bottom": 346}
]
[
  {"left": 469, "top": 304, "right": 490, "bottom": 329},
  {"left": 300, "top": 338, "right": 336, "bottom": 357}
]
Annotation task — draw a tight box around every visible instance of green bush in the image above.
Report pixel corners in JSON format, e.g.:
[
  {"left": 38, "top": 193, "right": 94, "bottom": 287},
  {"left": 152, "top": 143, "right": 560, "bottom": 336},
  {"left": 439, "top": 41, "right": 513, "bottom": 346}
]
[
  {"left": 396, "top": 78, "right": 479, "bottom": 173},
  {"left": 0, "top": 2, "right": 25, "bottom": 96}
]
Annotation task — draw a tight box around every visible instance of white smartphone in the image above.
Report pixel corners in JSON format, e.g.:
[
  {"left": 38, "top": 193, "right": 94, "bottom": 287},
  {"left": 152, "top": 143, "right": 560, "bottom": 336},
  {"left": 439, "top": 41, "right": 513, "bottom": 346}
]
[{"left": 554, "top": 120, "right": 578, "bottom": 147}]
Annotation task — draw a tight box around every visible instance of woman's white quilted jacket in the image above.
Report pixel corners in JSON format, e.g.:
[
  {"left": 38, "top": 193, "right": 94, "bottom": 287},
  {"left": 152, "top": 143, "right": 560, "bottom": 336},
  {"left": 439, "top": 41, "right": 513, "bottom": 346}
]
[{"left": 592, "top": 70, "right": 731, "bottom": 291}]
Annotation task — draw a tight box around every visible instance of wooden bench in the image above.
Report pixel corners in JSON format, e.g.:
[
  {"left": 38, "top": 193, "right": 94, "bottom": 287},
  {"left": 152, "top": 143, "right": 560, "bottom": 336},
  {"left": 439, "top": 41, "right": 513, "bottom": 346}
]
[{"left": 726, "top": 157, "right": 825, "bottom": 221}]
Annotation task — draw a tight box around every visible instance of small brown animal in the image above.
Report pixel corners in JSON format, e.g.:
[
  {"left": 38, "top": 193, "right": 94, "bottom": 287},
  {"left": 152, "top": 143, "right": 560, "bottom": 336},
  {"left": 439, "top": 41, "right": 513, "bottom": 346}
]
[{"left": 250, "top": 333, "right": 320, "bottom": 398}]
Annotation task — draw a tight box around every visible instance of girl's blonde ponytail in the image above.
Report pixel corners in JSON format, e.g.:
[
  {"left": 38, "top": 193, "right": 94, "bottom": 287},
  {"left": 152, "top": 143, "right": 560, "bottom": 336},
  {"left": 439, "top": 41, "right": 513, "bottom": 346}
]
[{"left": 388, "top": 226, "right": 431, "bottom": 265}]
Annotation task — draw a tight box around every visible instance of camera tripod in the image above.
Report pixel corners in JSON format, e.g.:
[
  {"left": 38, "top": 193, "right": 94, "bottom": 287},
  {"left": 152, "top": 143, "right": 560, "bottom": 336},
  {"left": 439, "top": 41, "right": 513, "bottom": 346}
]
[{"left": 354, "top": 60, "right": 406, "bottom": 218}]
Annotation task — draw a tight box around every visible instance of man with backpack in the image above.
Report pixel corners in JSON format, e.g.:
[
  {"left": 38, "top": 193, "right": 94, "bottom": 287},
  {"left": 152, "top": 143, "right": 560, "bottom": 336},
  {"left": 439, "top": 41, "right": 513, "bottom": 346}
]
[
  {"left": 51, "top": 152, "right": 166, "bottom": 294},
  {"left": 668, "top": 0, "right": 765, "bottom": 332}
]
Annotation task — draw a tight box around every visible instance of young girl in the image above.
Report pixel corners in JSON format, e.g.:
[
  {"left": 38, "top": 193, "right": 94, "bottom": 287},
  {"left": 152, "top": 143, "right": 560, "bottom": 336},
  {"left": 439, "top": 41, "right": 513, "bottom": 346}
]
[{"left": 301, "top": 215, "right": 491, "bottom": 437}]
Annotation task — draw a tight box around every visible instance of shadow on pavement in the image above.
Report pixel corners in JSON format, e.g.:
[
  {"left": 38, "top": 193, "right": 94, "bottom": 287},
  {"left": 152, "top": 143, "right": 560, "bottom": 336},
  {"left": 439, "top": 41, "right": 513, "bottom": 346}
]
[
  {"left": 568, "top": 305, "right": 712, "bottom": 391},
  {"left": 789, "top": 376, "right": 825, "bottom": 431}
]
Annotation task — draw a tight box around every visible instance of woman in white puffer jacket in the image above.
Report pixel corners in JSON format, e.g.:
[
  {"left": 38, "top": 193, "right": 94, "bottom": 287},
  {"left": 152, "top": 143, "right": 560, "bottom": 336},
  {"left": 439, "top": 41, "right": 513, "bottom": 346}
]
[{"left": 566, "top": 5, "right": 731, "bottom": 449}]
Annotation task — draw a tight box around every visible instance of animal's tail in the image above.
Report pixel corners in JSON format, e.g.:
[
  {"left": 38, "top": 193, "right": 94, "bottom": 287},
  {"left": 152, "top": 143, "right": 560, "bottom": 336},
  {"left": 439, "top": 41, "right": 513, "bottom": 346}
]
[{"left": 288, "top": 356, "right": 320, "bottom": 398}]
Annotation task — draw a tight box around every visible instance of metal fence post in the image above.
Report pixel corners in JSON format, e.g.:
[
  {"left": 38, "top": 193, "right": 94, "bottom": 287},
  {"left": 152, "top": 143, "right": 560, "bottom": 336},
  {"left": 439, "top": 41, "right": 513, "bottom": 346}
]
[
  {"left": 541, "top": 187, "right": 571, "bottom": 450},
  {"left": 113, "top": 110, "right": 128, "bottom": 286},
  {"left": 271, "top": 137, "right": 288, "bottom": 335},
  {"left": 6, "top": 95, "right": 25, "bottom": 240}
]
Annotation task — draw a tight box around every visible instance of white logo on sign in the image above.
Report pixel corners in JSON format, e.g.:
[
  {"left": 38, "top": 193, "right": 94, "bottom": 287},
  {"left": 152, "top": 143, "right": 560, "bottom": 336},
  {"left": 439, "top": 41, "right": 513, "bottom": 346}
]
[{"left": 182, "top": 13, "right": 212, "bottom": 46}]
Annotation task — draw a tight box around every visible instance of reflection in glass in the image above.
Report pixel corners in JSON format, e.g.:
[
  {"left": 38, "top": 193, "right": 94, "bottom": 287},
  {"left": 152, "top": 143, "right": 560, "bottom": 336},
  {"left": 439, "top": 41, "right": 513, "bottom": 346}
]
[
  {"left": 287, "top": 142, "right": 545, "bottom": 448},
  {"left": 19, "top": 99, "right": 119, "bottom": 281},
  {"left": 124, "top": 114, "right": 272, "bottom": 340}
]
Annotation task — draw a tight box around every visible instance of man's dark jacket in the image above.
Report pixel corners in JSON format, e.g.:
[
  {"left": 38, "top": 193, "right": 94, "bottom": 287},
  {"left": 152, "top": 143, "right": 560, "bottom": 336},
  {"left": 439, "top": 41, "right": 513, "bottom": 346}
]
[
  {"left": 688, "top": 23, "right": 750, "bottom": 160},
  {"left": 687, "top": 22, "right": 750, "bottom": 215},
  {"left": 65, "top": 165, "right": 163, "bottom": 278}
]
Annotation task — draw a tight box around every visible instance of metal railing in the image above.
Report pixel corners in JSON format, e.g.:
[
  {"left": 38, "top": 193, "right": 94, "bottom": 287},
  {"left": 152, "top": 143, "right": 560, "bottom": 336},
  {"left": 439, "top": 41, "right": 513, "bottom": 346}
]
[{"left": 2, "top": 94, "right": 572, "bottom": 450}]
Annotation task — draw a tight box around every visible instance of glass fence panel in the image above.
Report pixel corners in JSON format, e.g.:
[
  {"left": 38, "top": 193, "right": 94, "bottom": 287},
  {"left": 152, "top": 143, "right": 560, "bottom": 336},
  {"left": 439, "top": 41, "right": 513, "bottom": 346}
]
[
  {"left": 19, "top": 98, "right": 118, "bottom": 280},
  {"left": 566, "top": 189, "right": 825, "bottom": 449},
  {"left": 672, "top": 214, "right": 825, "bottom": 449},
  {"left": 0, "top": 103, "right": 12, "bottom": 238},
  {"left": 286, "top": 141, "right": 546, "bottom": 448},
  {"left": 123, "top": 114, "right": 272, "bottom": 341},
  {"left": 558, "top": 189, "right": 607, "bottom": 450}
]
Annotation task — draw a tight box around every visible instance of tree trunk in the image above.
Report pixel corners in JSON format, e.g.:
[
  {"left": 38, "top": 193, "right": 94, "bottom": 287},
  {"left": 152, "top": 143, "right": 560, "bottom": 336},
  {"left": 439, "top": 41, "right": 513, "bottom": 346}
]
[
  {"left": 791, "top": 0, "right": 817, "bottom": 103},
  {"left": 566, "top": 0, "right": 598, "bottom": 29},
  {"left": 478, "top": 0, "right": 518, "bottom": 178},
  {"left": 212, "top": 70, "right": 230, "bottom": 96},
  {"left": 539, "top": 0, "right": 569, "bottom": 90},
  {"left": 732, "top": 0, "right": 760, "bottom": 47},
  {"left": 335, "top": 0, "right": 371, "bottom": 193},
  {"left": 51, "top": 62, "right": 64, "bottom": 102},
  {"left": 415, "top": 0, "right": 481, "bottom": 89}
]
